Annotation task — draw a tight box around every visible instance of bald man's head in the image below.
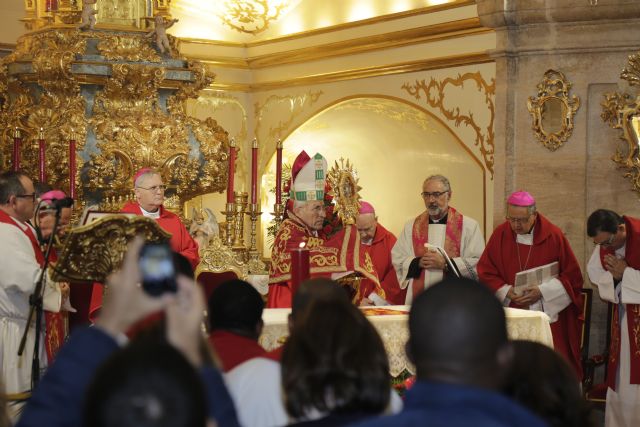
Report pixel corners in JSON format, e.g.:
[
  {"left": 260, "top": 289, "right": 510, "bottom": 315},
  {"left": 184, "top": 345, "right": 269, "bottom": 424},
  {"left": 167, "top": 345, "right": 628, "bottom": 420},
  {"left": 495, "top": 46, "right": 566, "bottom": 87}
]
[{"left": 408, "top": 277, "right": 511, "bottom": 390}]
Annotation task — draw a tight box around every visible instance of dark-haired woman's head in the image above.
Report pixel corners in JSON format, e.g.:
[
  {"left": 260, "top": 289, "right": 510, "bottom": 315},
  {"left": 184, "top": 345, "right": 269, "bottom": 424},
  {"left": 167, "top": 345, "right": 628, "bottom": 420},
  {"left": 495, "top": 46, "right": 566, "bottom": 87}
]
[
  {"left": 281, "top": 300, "right": 390, "bottom": 420},
  {"left": 504, "top": 340, "right": 596, "bottom": 427}
]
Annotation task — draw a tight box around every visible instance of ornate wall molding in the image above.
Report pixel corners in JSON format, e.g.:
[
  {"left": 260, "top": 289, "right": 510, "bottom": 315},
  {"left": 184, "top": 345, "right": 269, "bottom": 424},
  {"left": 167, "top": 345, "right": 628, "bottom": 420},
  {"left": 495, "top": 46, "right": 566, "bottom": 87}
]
[
  {"left": 254, "top": 90, "right": 323, "bottom": 141},
  {"left": 401, "top": 72, "right": 495, "bottom": 177}
]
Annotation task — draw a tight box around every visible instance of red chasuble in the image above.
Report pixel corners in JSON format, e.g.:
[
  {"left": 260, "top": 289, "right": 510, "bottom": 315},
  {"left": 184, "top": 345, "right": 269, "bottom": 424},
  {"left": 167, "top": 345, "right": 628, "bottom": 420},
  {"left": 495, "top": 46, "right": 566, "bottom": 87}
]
[
  {"left": 599, "top": 216, "right": 640, "bottom": 388},
  {"left": 208, "top": 330, "right": 267, "bottom": 372},
  {"left": 88, "top": 202, "right": 200, "bottom": 321},
  {"left": 477, "top": 213, "right": 584, "bottom": 379},
  {"left": 268, "top": 217, "right": 383, "bottom": 308},
  {"left": 362, "top": 224, "right": 405, "bottom": 305}
]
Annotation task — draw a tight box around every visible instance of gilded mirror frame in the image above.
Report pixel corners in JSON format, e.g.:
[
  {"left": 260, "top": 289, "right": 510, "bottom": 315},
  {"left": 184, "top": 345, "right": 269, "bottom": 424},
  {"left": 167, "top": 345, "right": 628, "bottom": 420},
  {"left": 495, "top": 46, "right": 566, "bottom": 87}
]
[
  {"left": 601, "top": 52, "right": 640, "bottom": 194},
  {"left": 527, "top": 70, "right": 580, "bottom": 151}
]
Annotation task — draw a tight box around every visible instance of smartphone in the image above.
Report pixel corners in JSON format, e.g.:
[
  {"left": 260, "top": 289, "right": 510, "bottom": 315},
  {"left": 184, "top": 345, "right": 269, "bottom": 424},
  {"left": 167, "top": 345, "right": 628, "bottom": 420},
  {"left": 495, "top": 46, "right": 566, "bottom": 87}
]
[{"left": 139, "top": 242, "right": 177, "bottom": 296}]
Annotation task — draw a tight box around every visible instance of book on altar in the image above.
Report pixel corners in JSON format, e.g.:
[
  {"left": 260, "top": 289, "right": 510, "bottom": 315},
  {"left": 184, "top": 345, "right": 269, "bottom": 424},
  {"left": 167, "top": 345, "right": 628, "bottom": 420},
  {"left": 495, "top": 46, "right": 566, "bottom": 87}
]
[{"left": 514, "top": 261, "right": 559, "bottom": 296}]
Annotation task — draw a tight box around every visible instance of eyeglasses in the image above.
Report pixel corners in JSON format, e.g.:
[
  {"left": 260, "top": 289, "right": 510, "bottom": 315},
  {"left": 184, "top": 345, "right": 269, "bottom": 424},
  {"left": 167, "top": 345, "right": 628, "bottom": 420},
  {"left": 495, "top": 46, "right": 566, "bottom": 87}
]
[
  {"left": 137, "top": 185, "right": 166, "bottom": 192},
  {"left": 594, "top": 233, "right": 616, "bottom": 247},
  {"left": 15, "top": 193, "right": 36, "bottom": 202},
  {"left": 421, "top": 191, "right": 449, "bottom": 199},
  {"left": 506, "top": 215, "right": 532, "bottom": 225}
]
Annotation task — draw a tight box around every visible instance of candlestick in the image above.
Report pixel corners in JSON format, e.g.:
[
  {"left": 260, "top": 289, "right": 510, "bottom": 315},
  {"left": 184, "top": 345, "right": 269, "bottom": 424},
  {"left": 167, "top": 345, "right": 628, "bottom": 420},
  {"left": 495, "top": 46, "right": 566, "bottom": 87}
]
[
  {"left": 221, "top": 202, "right": 235, "bottom": 247},
  {"left": 232, "top": 192, "right": 248, "bottom": 250},
  {"left": 69, "top": 131, "right": 76, "bottom": 199},
  {"left": 291, "top": 242, "right": 310, "bottom": 296},
  {"left": 226, "top": 138, "right": 236, "bottom": 204},
  {"left": 251, "top": 138, "right": 258, "bottom": 205},
  {"left": 271, "top": 201, "right": 284, "bottom": 233},
  {"left": 38, "top": 128, "right": 46, "bottom": 183},
  {"left": 275, "top": 139, "right": 283, "bottom": 205},
  {"left": 12, "top": 128, "right": 21, "bottom": 172},
  {"left": 246, "top": 203, "right": 261, "bottom": 254}
]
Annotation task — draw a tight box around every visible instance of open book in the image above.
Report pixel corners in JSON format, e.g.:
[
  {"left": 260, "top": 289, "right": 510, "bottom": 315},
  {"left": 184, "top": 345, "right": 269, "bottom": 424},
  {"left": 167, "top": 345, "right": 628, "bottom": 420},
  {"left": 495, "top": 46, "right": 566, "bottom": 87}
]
[
  {"left": 513, "top": 261, "right": 559, "bottom": 296},
  {"left": 424, "top": 243, "right": 461, "bottom": 278}
]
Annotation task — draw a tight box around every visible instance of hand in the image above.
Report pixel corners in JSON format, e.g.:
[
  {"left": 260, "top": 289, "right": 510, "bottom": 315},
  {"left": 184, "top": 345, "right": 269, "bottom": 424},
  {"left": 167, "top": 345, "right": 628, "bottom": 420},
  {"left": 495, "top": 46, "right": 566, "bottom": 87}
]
[
  {"left": 166, "top": 275, "right": 206, "bottom": 367},
  {"left": 419, "top": 251, "right": 445, "bottom": 270},
  {"left": 505, "top": 287, "right": 518, "bottom": 302},
  {"left": 59, "top": 282, "right": 70, "bottom": 300},
  {"left": 512, "top": 286, "right": 542, "bottom": 307},
  {"left": 95, "top": 237, "right": 174, "bottom": 339},
  {"left": 605, "top": 254, "right": 627, "bottom": 281}
]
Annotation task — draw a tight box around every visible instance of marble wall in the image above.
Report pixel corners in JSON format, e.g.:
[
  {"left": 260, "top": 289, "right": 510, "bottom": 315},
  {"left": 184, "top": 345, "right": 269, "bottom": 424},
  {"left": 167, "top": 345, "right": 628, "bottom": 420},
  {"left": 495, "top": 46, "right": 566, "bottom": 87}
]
[{"left": 478, "top": 0, "right": 640, "bottom": 366}]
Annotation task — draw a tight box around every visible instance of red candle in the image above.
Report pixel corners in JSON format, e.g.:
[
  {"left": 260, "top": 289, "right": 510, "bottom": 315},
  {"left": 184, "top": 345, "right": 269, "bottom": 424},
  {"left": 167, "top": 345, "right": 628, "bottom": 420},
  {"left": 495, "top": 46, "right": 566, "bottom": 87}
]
[
  {"left": 275, "top": 139, "right": 283, "bottom": 205},
  {"left": 226, "top": 138, "right": 236, "bottom": 204},
  {"left": 69, "top": 135, "right": 76, "bottom": 199},
  {"left": 38, "top": 128, "right": 46, "bottom": 183},
  {"left": 12, "top": 128, "right": 21, "bottom": 172},
  {"left": 251, "top": 138, "right": 258, "bottom": 205},
  {"left": 290, "top": 242, "right": 310, "bottom": 296}
]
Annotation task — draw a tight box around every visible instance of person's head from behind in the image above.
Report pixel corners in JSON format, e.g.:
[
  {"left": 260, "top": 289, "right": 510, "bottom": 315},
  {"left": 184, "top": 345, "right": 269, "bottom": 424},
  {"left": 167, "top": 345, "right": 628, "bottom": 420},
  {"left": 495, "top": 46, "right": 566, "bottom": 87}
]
[
  {"left": 504, "top": 340, "right": 594, "bottom": 427},
  {"left": 0, "top": 171, "right": 36, "bottom": 222},
  {"left": 408, "top": 277, "right": 510, "bottom": 390},
  {"left": 282, "top": 299, "right": 390, "bottom": 420},
  {"left": 208, "top": 279, "right": 264, "bottom": 340},
  {"left": 290, "top": 278, "right": 351, "bottom": 328},
  {"left": 84, "top": 339, "right": 209, "bottom": 427},
  {"left": 587, "top": 209, "right": 626, "bottom": 251}
]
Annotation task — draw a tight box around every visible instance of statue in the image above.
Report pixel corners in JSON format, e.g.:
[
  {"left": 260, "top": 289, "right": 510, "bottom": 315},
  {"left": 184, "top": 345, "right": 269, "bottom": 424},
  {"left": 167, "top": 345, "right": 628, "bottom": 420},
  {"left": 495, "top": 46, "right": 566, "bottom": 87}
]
[
  {"left": 147, "top": 15, "right": 178, "bottom": 54},
  {"left": 189, "top": 207, "right": 219, "bottom": 250},
  {"left": 78, "top": 0, "right": 98, "bottom": 30}
]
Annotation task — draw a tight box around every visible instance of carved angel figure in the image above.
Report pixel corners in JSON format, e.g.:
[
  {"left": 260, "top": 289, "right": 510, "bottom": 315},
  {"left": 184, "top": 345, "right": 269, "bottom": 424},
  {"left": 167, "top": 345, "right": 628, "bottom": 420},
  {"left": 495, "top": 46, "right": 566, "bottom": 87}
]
[
  {"left": 78, "top": 0, "right": 98, "bottom": 30},
  {"left": 147, "top": 15, "right": 178, "bottom": 54},
  {"left": 189, "top": 207, "right": 219, "bottom": 250}
]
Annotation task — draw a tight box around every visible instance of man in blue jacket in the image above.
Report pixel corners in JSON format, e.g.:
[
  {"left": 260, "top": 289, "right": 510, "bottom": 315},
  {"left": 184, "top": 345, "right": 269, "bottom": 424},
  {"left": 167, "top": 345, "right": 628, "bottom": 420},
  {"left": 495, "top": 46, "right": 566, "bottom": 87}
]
[{"left": 354, "top": 277, "right": 548, "bottom": 427}]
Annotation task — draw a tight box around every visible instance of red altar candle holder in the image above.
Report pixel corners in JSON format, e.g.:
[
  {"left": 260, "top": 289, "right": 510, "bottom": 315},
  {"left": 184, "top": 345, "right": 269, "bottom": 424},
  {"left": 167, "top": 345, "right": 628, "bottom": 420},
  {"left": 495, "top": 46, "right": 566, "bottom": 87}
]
[
  {"left": 250, "top": 138, "right": 258, "bottom": 205},
  {"left": 12, "top": 128, "right": 22, "bottom": 172},
  {"left": 275, "top": 139, "right": 283, "bottom": 205},
  {"left": 38, "top": 128, "right": 46, "bottom": 183},
  {"left": 291, "top": 242, "right": 310, "bottom": 296},
  {"left": 226, "top": 138, "right": 237, "bottom": 204},
  {"left": 69, "top": 132, "right": 77, "bottom": 199}
]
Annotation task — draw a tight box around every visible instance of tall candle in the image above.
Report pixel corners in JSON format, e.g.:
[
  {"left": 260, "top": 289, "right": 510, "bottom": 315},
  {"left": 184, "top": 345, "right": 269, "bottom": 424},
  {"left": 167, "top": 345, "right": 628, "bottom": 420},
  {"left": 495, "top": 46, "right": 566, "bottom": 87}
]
[
  {"left": 290, "top": 242, "right": 310, "bottom": 296},
  {"left": 12, "top": 128, "right": 21, "bottom": 172},
  {"left": 69, "top": 133, "right": 76, "bottom": 199},
  {"left": 250, "top": 138, "right": 258, "bottom": 205},
  {"left": 275, "top": 139, "right": 283, "bottom": 205},
  {"left": 226, "top": 138, "right": 237, "bottom": 204},
  {"left": 38, "top": 128, "right": 46, "bottom": 183}
]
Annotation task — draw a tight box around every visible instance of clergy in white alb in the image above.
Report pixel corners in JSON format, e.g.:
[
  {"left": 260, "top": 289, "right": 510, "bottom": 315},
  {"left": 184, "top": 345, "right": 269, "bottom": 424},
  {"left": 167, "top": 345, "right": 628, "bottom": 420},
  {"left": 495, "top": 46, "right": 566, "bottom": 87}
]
[
  {"left": 587, "top": 209, "right": 640, "bottom": 427},
  {"left": 391, "top": 175, "right": 485, "bottom": 304},
  {"left": 0, "top": 172, "right": 63, "bottom": 420}
]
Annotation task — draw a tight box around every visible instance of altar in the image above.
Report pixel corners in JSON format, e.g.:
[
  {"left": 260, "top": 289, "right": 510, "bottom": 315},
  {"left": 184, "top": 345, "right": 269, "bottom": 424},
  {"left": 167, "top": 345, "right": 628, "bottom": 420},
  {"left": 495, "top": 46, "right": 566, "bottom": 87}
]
[{"left": 260, "top": 306, "right": 554, "bottom": 377}]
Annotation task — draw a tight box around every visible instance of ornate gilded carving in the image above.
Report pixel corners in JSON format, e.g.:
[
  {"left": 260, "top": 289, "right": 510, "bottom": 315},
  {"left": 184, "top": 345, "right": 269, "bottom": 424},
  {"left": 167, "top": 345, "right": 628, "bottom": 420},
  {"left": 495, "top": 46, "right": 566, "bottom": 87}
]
[
  {"left": 254, "top": 90, "right": 323, "bottom": 140},
  {"left": 527, "top": 70, "right": 580, "bottom": 152},
  {"left": 97, "top": 33, "right": 162, "bottom": 62},
  {"left": 51, "top": 215, "right": 171, "bottom": 283},
  {"left": 601, "top": 52, "right": 640, "bottom": 195},
  {"left": 216, "top": 0, "right": 294, "bottom": 35},
  {"left": 327, "top": 158, "right": 362, "bottom": 226},
  {"left": 401, "top": 72, "right": 495, "bottom": 177},
  {"left": 195, "top": 237, "right": 249, "bottom": 280}
]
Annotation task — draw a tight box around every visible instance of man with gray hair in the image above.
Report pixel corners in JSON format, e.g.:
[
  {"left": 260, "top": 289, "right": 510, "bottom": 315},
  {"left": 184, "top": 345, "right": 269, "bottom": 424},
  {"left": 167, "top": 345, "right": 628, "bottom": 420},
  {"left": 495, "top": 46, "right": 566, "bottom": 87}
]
[
  {"left": 477, "top": 190, "right": 584, "bottom": 379},
  {"left": 391, "top": 175, "right": 484, "bottom": 304}
]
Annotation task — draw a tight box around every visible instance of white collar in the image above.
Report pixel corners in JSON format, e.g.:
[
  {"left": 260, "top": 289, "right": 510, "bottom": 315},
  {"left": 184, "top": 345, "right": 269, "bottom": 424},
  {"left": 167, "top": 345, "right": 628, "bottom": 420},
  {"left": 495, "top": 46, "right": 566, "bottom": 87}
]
[
  {"left": 140, "top": 206, "right": 160, "bottom": 219},
  {"left": 515, "top": 225, "right": 535, "bottom": 246}
]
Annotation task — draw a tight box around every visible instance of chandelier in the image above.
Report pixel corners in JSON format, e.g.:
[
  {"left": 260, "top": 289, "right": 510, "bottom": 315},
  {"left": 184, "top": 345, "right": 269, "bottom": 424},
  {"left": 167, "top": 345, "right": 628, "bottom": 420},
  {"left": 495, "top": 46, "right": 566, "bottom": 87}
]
[{"left": 213, "top": 0, "right": 300, "bottom": 34}]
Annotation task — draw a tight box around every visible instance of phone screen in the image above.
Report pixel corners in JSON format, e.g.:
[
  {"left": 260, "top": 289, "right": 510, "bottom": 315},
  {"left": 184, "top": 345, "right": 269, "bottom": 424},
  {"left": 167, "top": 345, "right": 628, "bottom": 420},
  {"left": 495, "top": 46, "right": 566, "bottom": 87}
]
[{"left": 139, "top": 243, "right": 177, "bottom": 296}]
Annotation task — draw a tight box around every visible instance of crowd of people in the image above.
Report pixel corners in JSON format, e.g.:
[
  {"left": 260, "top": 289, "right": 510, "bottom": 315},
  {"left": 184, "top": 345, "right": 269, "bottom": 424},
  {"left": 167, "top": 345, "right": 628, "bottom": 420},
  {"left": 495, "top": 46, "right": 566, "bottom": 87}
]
[{"left": 0, "top": 154, "right": 637, "bottom": 427}]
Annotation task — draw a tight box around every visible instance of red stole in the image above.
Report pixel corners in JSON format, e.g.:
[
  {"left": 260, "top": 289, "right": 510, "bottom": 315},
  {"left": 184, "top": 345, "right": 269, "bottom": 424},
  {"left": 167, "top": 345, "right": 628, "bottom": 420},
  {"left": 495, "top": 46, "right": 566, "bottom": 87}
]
[
  {"left": 267, "top": 217, "right": 383, "bottom": 308},
  {"left": 363, "top": 224, "right": 405, "bottom": 305},
  {"left": 0, "top": 210, "right": 44, "bottom": 265},
  {"left": 43, "top": 248, "right": 67, "bottom": 363},
  {"left": 600, "top": 216, "right": 640, "bottom": 387},
  {"left": 410, "top": 207, "right": 463, "bottom": 299}
]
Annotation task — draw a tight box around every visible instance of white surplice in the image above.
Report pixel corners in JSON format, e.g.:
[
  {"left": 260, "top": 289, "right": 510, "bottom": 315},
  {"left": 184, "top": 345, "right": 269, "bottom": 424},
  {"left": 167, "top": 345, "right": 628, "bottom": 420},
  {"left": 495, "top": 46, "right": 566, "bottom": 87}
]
[
  {"left": 391, "top": 213, "right": 485, "bottom": 304},
  {"left": 0, "top": 219, "right": 62, "bottom": 414},
  {"left": 587, "top": 245, "right": 640, "bottom": 427},
  {"left": 495, "top": 230, "right": 571, "bottom": 323}
]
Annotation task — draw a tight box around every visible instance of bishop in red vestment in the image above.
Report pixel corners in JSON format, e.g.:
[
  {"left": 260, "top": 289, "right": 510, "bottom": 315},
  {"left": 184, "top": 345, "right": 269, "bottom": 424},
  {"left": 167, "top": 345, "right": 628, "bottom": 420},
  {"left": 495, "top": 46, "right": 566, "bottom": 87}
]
[
  {"left": 268, "top": 152, "right": 383, "bottom": 308},
  {"left": 357, "top": 201, "right": 405, "bottom": 305},
  {"left": 89, "top": 168, "right": 199, "bottom": 320},
  {"left": 477, "top": 191, "right": 583, "bottom": 378}
]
